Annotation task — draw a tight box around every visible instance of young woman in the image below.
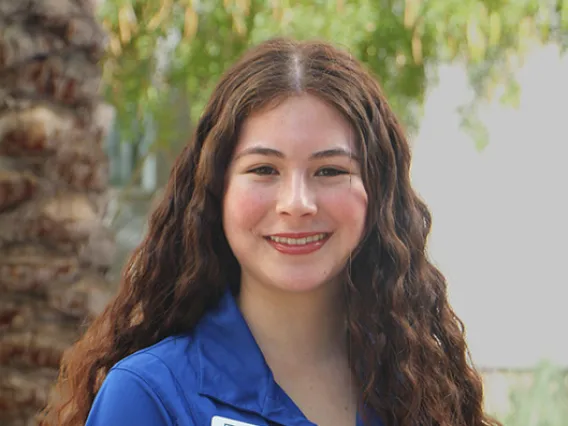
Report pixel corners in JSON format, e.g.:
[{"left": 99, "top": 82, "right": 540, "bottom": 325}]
[{"left": 43, "top": 38, "right": 501, "bottom": 426}]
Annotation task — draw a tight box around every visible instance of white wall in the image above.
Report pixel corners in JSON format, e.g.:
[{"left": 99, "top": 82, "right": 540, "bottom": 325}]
[{"left": 412, "top": 43, "right": 568, "bottom": 369}]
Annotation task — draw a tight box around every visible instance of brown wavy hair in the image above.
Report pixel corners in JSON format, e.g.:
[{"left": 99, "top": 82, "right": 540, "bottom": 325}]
[{"left": 43, "top": 38, "right": 500, "bottom": 426}]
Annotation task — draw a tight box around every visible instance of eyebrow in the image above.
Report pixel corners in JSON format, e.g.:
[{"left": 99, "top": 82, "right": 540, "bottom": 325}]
[{"left": 234, "top": 146, "right": 359, "bottom": 162}]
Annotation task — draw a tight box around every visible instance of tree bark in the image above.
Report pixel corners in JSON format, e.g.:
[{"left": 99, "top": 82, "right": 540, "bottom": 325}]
[{"left": 0, "top": 0, "right": 114, "bottom": 424}]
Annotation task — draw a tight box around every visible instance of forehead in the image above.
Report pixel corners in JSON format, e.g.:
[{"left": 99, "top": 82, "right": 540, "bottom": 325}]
[{"left": 235, "top": 94, "right": 355, "bottom": 155}]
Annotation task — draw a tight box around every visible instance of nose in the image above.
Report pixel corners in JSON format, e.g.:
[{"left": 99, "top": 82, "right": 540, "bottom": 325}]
[{"left": 275, "top": 172, "right": 317, "bottom": 217}]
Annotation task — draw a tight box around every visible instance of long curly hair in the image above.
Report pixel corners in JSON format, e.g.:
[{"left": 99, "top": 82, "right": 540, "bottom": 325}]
[{"left": 43, "top": 38, "right": 500, "bottom": 426}]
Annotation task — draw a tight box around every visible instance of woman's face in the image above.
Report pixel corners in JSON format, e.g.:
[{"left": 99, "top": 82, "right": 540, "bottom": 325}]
[{"left": 223, "top": 94, "right": 368, "bottom": 294}]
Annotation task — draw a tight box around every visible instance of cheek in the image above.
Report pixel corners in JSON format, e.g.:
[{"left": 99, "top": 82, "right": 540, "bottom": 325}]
[
  {"left": 321, "top": 182, "right": 368, "bottom": 231},
  {"left": 223, "top": 180, "right": 272, "bottom": 232}
]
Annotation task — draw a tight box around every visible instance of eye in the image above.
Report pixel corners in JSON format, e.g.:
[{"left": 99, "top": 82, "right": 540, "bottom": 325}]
[
  {"left": 248, "top": 166, "right": 278, "bottom": 176},
  {"left": 315, "top": 167, "right": 348, "bottom": 177}
]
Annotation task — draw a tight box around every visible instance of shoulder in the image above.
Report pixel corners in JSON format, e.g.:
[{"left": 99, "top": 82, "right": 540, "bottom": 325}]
[
  {"left": 87, "top": 335, "right": 201, "bottom": 426},
  {"left": 87, "top": 365, "right": 174, "bottom": 425},
  {"left": 115, "top": 334, "right": 199, "bottom": 387},
  {"left": 114, "top": 334, "right": 201, "bottom": 404}
]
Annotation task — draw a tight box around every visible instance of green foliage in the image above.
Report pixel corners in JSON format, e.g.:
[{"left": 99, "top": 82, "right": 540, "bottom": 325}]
[
  {"left": 97, "top": 0, "right": 567, "bottom": 148},
  {"left": 503, "top": 361, "right": 568, "bottom": 426}
]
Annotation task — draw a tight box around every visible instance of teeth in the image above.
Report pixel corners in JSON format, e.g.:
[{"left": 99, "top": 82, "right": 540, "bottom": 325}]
[{"left": 268, "top": 234, "right": 327, "bottom": 245}]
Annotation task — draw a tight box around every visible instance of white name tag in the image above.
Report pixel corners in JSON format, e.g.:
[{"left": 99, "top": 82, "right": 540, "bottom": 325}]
[{"left": 211, "top": 415, "right": 260, "bottom": 426}]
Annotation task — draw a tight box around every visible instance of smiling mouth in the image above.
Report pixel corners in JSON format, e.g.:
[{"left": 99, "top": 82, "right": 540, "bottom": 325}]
[
  {"left": 263, "top": 232, "right": 331, "bottom": 255},
  {"left": 266, "top": 233, "right": 328, "bottom": 245}
]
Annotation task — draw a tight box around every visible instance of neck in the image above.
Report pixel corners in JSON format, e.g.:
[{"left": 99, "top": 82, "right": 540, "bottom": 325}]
[{"left": 237, "top": 277, "right": 348, "bottom": 369}]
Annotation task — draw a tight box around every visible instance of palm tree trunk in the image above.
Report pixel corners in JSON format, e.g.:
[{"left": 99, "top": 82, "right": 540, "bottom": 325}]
[{"left": 0, "top": 0, "right": 114, "bottom": 424}]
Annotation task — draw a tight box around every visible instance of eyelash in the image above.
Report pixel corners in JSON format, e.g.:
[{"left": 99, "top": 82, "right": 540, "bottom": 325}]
[
  {"left": 249, "top": 166, "right": 277, "bottom": 176},
  {"left": 316, "top": 167, "right": 348, "bottom": 177},
  {"left": 248, "top": 166, "right": 348, "bottom": 177}
]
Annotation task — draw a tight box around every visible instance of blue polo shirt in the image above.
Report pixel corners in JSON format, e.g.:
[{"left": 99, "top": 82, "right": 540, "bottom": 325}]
[{"left": 86, "top": 290, "right": 383, "bottom": 426}]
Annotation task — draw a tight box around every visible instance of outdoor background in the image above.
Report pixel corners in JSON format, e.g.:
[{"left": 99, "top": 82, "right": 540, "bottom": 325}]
[{"left": 0, "top": 0, "right": 566, "bottom": 425}]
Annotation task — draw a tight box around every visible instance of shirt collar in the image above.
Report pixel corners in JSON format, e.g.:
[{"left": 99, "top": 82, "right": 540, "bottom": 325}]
[
  {"left": 194, "top": 290, "right": 382, "bottom": 426},
  {"left": 194, "top": 289, "right": 312, "bottom": 426}
]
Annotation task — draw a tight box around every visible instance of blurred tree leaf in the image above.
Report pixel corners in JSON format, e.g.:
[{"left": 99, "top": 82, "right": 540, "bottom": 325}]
[
  {"left": 505, "top": 361, "right": 568, "bottom": 426},
  {"left": 97, "top": 0, "right": 568, "bottom": 150}
]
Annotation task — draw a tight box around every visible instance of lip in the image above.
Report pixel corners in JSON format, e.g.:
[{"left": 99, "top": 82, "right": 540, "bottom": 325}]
[
  {"left": 267, "top": 232, "right": 328, "bottom": 238},
  {"left": 264, "top": 232, "right": 331, "bottom": 255}
]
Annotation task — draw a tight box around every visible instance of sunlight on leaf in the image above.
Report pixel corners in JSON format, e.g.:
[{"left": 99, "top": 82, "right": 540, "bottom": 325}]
[
  {"left": 148, "top": 0, "right": 172, "bottom": 30},
  {"left": 184, "top": 7, "right": 199, "bottom": 40}
]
